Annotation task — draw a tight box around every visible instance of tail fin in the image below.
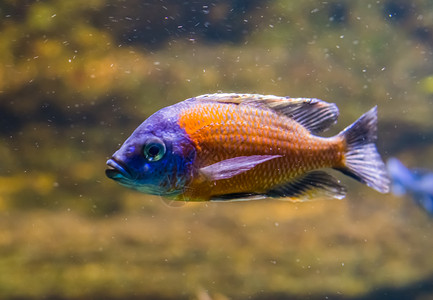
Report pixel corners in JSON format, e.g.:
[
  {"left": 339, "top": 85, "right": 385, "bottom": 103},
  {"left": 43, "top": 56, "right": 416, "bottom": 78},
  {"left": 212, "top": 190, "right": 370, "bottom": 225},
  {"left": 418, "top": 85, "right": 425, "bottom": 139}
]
[{"left": 337, "top": 106, "right": 390, "bottom": 193}]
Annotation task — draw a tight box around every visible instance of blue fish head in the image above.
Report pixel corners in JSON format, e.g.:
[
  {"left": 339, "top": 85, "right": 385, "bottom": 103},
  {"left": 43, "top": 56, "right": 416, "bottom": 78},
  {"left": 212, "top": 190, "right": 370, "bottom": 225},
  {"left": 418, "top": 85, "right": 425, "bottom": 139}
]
[{"left": 106, "top": 108, "right": 196, "bottom": 197}]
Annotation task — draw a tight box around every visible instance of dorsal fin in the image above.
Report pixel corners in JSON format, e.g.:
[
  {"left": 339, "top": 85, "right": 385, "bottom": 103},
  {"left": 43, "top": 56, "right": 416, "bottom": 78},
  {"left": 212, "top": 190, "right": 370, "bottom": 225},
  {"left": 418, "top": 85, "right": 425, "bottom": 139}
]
[{"left": 194, "top": 93, "right": 339, "bottom": 134}]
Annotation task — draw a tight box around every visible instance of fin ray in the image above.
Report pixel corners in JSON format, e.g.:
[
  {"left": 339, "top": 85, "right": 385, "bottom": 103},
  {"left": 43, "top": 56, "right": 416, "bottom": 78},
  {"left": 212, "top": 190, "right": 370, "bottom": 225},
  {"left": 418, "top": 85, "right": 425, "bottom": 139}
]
[
  {"left": 257, "top": 98, "right": 339, "bottom": 133},
  {"left": 266, "top": 171, "right": 347, "bottom": 201},
  {"left": 337, "top": 106, "right": 390, "bottom": 193}
]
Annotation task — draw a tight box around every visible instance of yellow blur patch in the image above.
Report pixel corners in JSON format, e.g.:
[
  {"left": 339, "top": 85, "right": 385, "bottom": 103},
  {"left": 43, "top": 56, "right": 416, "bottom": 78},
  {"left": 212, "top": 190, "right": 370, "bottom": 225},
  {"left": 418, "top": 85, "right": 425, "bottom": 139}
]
[
  {"left": 420, "top": 76, "right": 433, "bottom": 94},
  {"left": 0, "top": 173, "right": 55, "bottom": 211}
]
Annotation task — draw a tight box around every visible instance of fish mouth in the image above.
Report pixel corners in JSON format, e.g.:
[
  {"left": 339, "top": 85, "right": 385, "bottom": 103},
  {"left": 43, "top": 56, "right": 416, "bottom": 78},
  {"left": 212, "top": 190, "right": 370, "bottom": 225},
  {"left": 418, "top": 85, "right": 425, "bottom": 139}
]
[{"left": 105, "top": 158, "right": 132, "bottom": 181}]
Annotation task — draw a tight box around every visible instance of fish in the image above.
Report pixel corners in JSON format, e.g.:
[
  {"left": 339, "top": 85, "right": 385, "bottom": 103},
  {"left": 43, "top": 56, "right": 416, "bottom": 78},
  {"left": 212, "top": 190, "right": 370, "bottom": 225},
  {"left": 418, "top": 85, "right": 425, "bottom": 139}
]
[
  {"left": 387, "top": 158, "right": 433, "bottom": 215},
  {"left": 106, "top": 93, "right": 390, "bottom": 202}
]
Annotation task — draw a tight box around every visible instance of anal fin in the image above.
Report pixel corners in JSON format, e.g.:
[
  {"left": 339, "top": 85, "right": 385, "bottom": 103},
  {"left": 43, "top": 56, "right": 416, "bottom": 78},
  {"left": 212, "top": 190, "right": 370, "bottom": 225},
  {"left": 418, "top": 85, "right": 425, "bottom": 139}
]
[
  {"left": 265, "top": 171, "right": 347, "bottom": 202},
  {"left": 209, "top": 171, "right": 346, "bottom": 202}
]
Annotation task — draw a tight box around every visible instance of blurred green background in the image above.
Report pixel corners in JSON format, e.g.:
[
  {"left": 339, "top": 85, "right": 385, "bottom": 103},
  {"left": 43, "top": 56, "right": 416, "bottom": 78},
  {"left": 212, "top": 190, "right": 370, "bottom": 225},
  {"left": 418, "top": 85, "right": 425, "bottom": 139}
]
[{"left": 1, "top": 0, "right": 433, "bottom": 299}]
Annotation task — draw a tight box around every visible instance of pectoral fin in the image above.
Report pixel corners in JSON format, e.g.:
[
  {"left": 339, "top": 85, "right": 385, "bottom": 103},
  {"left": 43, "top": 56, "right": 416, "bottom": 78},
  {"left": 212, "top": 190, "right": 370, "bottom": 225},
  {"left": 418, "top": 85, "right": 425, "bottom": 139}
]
[{"left": 200, "top": 155, "right": 281, "bottom": 181}]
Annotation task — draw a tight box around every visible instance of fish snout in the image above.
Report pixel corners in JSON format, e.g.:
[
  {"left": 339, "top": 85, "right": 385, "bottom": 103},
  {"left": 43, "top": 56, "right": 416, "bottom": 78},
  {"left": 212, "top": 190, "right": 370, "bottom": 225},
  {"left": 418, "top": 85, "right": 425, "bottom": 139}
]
[{"left": 105, "top": 158, "right": 132, "bottom": 180}]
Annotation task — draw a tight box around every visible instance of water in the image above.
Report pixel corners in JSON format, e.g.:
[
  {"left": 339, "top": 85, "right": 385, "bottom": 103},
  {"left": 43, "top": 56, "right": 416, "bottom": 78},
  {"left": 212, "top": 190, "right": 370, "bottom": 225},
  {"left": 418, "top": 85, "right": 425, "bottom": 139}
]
[{"left": 1, "top": 1, "right": 433, "bottom": 299}]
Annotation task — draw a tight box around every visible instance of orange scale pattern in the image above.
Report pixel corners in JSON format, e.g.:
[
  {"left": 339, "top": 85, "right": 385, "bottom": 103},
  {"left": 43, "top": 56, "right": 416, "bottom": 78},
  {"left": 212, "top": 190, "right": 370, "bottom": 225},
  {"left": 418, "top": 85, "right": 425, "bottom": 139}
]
[{"left": 178, "top": 102, "right": 345, "bottom": 201}]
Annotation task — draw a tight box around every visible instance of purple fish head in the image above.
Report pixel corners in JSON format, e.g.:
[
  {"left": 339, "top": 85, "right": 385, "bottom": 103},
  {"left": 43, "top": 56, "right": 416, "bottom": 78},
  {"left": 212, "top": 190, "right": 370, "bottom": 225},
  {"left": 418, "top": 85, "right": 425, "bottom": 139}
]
[{"left": 106, "top": 107, "right": 196, "bottom": 197}]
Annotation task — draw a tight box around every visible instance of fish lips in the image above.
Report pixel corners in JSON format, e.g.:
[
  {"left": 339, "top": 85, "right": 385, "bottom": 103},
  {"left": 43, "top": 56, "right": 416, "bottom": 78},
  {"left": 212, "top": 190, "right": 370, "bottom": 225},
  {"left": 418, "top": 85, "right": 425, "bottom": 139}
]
[{"left": 106, "top": 158, "right": 132, "bottom": 181}]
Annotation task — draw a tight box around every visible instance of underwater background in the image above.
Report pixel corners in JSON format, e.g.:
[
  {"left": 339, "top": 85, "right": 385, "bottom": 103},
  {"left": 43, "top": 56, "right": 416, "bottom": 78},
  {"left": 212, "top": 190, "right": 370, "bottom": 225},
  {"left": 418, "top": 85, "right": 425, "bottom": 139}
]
[{"left": 1, "top": 0, "right": 433, "bottom": 299}]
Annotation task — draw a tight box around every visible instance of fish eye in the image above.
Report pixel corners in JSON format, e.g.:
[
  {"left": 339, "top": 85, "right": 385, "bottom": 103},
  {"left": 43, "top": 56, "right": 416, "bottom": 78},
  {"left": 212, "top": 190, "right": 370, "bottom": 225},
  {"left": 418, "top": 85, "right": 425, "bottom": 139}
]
[{"left": 143, "top": 138, "right": 166, "bottom": 162}]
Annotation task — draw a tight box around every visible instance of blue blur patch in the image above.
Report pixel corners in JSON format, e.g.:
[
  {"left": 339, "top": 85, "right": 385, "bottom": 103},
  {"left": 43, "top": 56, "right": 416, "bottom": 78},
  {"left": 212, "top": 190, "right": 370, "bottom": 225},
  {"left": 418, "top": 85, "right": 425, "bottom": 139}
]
[{"left": 387, "top": 158, "right": 433, "bottom": 216}]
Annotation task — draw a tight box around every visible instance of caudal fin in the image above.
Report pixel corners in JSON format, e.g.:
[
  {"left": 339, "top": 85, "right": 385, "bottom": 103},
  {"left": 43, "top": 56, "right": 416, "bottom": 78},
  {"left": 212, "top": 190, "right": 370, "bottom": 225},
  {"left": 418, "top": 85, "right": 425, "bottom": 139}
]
[{"left": 337, "top": 106, "right": 390, "bottom": 193}]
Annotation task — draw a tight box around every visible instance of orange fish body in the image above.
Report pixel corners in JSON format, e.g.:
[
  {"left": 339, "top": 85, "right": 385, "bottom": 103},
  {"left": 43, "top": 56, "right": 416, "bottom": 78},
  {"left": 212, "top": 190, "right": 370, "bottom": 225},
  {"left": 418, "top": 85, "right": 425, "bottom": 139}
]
[
  {"left": 178, "top": 99, "right": 344, "bottom": 201},
  {"left": 106, "top": 94, "right": 389, "bottom": 202}
]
